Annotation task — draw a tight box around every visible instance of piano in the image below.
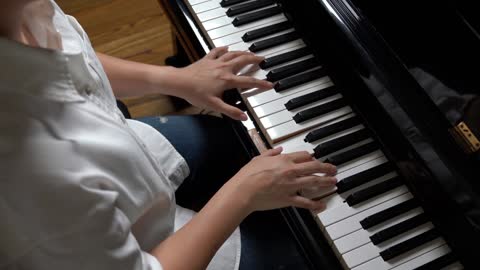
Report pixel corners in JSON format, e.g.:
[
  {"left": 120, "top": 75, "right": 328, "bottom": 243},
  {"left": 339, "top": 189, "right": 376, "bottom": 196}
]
[{"left": 159, "top": 0, "right": 480, "bottom": 269}]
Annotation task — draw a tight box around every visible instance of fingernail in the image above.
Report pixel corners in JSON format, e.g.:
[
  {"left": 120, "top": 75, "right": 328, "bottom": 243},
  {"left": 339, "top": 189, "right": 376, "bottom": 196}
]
[
  {"left": 330, "top": 165, "right": 337, "bottom": 174},
  {"left": 329, "top": 177, "right": 337, "bottom": 184},
  {"left": 240, "top": 113, "right": 248, "bottom": 121}
]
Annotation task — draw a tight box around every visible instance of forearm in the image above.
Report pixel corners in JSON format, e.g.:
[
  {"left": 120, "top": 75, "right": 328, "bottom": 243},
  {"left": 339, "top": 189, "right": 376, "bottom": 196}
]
[
  {"left": 96, "top": 52, "right": 191, "bottom": 98},
  {"left": 151, "top": 180, "right": 252, "bottom": 270}
]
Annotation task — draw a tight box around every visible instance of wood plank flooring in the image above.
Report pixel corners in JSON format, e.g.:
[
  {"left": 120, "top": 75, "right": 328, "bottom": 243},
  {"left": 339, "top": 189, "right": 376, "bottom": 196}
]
[{"left": 56, "top": 0, "right": 184, "bottom": 117}]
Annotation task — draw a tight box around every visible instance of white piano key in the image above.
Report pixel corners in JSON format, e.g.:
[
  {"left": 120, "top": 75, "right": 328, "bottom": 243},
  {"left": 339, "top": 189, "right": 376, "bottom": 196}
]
[
  {"left": 324, "top": 177, "right": 407, "bottom": 240},
  {"left": 198, "top": 7, "right": 227, "bottom": 22},
  {"left": 277, "top": 145, "right": 384, "bottom": 176},
  {"left": 266, "top": 107, "right": 353, "bottom": 142},
  {"left": 342, "top": 222, "right": 436, "bottom": 268},
  {"left": 333, "top": 207, "right": 424, "bottom": 253},
  {"left": 259, "top": 94, "right": 343, "bottom": 129},
  {"left": 236, "top": 46, "right": 311, "bottom": 77},
  {"left": 227, "top": 35, "right": 304, "bottom": 53},
  {"left": 203, "top": 15, "right": 234, "bottom": 31},
  {"left": 274, "top": 121, "right": 363, "bottom": 156},
  {"left": 254, "top": 39, "right": 306, "bottom": 56},
  {"left": 253, "top": 79, "right": 331, "bottom": 117},
  {"left": 244, "top": 54, "right": 315, "bottom": 79},
  {"left": 207, "top": 14, "right": 287, "bottom": 39},
  {"left": 202, "top": 3, "right": 283, "bottom": 30},
  {"left": 318, "top": 185, "right": 410, "bottom": 227},
  {"left": 301, "top": 156, "right": 389, "bottom": 199},
  {"left": 335, "top": 149, "right": 385, "bottom": 174},
  {"left": 189, "top": 0, "right": 213, "bottom": 6},
  {"left": 260, "top": 43, "right": 307, "bottom": 59},
  {"left": 273, "top": 114, "right": 357, "bottom": 153},
  {"left": 192, "top": 0, "right": 220, "bottom": 13},
  {"left": 214, "top": 28, "right": 295, "bottom": 47},
  {"left": 391, "top": 245, "right": 452, "bottom": 270},
  {"left": 247, "top": 78, "right": 333, "bottom": 107},
  {"left": 335, "top": 155, "right": 388, "bottom": 180},
  {"left": 317, "top": 138, "right": 375, "bottom": 161},
  {"left": 353, "top": 240, "right": 449, "bottom": 270}
]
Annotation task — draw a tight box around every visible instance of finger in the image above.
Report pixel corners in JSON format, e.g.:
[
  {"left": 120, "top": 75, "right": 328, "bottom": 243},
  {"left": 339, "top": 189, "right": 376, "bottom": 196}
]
[
  {"left": 227, "top": 75, "right": 273, "bottom": 90},
  {"left": 261, "top": 147, "right": 283, "bottom": 157},
  {"left": 205, "top": 46, "right": 228, "bottom": 59},
  {"left": 210, "top": 97, "right": 248, "bottom": 121},
  {"left": 289, "top": 196, "right": 326, "bottom": 212},
  {"left": 292, "top": 160, "right": 337, "bottom": 176},
  {"left": 229, "top": 54, "right": 264, "bottom": 73},
  {"left": 218, "top": 51, "right": 254, "bottom": 62},
  {"left": 290, "top": 175, "right": 337, "bottom": 189},
  {"left": 285, "top": 151, "right": 314, "bottom": 163}
]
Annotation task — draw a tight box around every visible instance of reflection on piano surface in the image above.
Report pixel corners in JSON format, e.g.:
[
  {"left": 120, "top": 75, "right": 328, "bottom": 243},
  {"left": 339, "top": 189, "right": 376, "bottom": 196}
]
[{"left": 160, "top": 0, "right": 480, "bottom": 269}]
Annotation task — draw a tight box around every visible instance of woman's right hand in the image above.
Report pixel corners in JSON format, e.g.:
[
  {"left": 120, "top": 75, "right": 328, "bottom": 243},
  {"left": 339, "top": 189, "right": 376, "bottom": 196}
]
[{"left": 229, "top": 147, "right": 338, "bottom": 213}]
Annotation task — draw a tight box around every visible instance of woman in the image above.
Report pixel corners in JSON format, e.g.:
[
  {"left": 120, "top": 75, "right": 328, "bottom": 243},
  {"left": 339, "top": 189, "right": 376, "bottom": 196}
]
[{"left": 0, "top": 1, "right": 337, "bottom": 269}]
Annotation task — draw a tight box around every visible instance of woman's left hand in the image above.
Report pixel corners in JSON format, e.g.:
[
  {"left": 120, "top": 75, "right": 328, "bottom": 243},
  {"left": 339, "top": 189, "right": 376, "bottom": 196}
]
[{"left": 177, "top": 47, "right": 273, "bottom": 121}]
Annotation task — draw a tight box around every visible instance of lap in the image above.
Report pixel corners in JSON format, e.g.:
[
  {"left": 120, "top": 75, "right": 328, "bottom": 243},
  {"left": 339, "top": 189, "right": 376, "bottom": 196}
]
[
  {"left": 137, "top": 114, "right": 309, "bottom": 270},
  {"left": 137, "top": 114, "right": 250, "bottom": 211}
]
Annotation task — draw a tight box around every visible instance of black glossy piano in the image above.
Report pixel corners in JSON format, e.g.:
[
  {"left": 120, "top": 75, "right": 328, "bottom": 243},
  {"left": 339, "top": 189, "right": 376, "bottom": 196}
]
[{"left": 159, "top": 0, "right": 480, "bottom": 268}]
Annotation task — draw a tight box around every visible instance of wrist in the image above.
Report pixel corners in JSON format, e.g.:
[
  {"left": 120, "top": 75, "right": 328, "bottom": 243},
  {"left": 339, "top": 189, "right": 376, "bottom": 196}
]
[
  {"left": 144, "top": 65, "right": 192, "bottom": 98},
  {"left": 221, "top": 179, "right": 256, "bottom": 217}
]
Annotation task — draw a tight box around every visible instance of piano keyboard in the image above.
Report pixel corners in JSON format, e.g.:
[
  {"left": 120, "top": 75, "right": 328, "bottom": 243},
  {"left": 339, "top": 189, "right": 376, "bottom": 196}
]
[{"left": 185, "top": 0, "right": 464, "bottom": 269}]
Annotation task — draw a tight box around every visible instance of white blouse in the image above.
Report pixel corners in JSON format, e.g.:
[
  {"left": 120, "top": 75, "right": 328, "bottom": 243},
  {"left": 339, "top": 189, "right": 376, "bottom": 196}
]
[{"left": 0, "top": 1, "right": 240, "bottom": 270}]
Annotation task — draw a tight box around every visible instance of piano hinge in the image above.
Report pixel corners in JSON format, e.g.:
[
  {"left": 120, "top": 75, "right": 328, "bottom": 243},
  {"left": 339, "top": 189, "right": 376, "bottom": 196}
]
[{"left": 449, "top": 122, "right": 480, "bottom": 154}]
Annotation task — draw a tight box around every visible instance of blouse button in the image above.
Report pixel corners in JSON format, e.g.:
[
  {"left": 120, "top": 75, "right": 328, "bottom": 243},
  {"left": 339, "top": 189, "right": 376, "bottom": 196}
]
[{"left": 85, "top": 87, "right": 93, "bottom": 95}]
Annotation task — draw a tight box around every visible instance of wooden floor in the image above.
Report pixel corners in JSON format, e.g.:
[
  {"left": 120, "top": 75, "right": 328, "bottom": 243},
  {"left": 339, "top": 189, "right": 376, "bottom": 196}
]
[{"left": 56, "top": 0, "right": 189, "bottom": 117}]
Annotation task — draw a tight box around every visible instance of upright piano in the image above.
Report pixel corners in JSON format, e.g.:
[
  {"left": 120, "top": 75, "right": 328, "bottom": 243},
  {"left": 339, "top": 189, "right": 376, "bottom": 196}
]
[{"left": 159, "top": 0, "right": 480, "bottom": 268}]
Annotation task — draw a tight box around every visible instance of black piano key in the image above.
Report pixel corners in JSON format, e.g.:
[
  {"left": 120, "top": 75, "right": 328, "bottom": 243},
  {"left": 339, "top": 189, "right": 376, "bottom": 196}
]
[
  {"left": 345, "top": 176, "right": 403, "bottom": 206},
  {"left": 324, "top": 141, "right": 379, "bottom": 166},
  {"left": 285, "top": 86, "right": 338, "bottom": 111},
  {"left": 227, "top": 0, "right": 276, "bottom": 17},
  {"left": 336, "top": 162, "right": 394, "bottom": 194},
  {"left": 220, "top": 0, "right": 250, "bottom": 8},
  {"left": 413, "top": 252, "right": 458, "bottom": 270},
  {"left": 242, "top": 21, "right": 291, "bottom": 42},
  {"left": 360, "top": 199, "right": 418, "bottom": 229},
  {"left": 370, "top": 213, "right": 429, "bottom": 245},
  {"left": 249, "top": 31, "right": 299, "bottom": 52},
  {"left": 232, "top": 5, "right": 283, "bottom": 27},
  {"left": 313, "top": 129, "right": 371, "bottom": 158},
  {"left": 293, "top": 98, "right": 346, "bottom": 124},
  {"left": 275, "top": 68, "right": 328, "bottom": 92},
  {"left": 304, "top": 116, "right": 360, "bottom": 143},
  {"left": 267, "top": 57, "right": 319, "bottom": 82},
  {"left": 260, "top": 47, "right": 311, "bottom": 69},
  {"left": 380, "top": 229, "right": 440, "bottom": 261}
]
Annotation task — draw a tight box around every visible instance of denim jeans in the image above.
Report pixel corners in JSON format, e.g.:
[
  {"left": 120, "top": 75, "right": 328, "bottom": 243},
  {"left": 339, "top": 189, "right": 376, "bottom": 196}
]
[{"left": 138, "top": 115, "right": 310, "bottom": 270}]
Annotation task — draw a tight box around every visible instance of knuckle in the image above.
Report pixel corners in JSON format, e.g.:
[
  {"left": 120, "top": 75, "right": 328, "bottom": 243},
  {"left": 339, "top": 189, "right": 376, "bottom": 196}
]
[
  {"left": 300, "top": 151, "right": 311, "bottom": 159},
  {"left": 282, "top": 165, "right": 297, "bottom": 178},
  {"left": 219, "top": 73, "right": 234, "bottom": 82}
]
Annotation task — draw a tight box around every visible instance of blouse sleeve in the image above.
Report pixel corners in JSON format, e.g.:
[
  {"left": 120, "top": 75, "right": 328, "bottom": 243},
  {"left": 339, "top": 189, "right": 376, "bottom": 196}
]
[{"left": 2, "top": 179, "right": 164, "bottom": 270}]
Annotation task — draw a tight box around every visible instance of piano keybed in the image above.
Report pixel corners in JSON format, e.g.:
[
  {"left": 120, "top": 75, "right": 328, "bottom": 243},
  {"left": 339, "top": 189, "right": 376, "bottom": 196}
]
[{"left": 184, "top": 0, "right": 464, "bottom": 269}]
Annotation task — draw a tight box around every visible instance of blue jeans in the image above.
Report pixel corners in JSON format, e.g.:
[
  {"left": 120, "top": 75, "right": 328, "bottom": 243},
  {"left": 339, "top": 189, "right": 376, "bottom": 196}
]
[{"left": 138, "top": 115, "right": 310, "bottom": 270}]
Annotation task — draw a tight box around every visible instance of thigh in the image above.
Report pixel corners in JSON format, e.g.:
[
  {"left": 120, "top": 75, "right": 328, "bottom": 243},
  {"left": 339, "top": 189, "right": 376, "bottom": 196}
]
[
  {"left": 239, "top": 210, "right": 311, "bottom": 270},
  {"left": 137, "top": 115, "right": 250, "bottom": 211}
]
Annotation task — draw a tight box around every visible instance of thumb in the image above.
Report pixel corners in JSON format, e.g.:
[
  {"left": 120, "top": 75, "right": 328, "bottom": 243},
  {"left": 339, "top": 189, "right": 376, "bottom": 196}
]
[{"left": 210, "top": 97, "right": 248, "bottom": 121}]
